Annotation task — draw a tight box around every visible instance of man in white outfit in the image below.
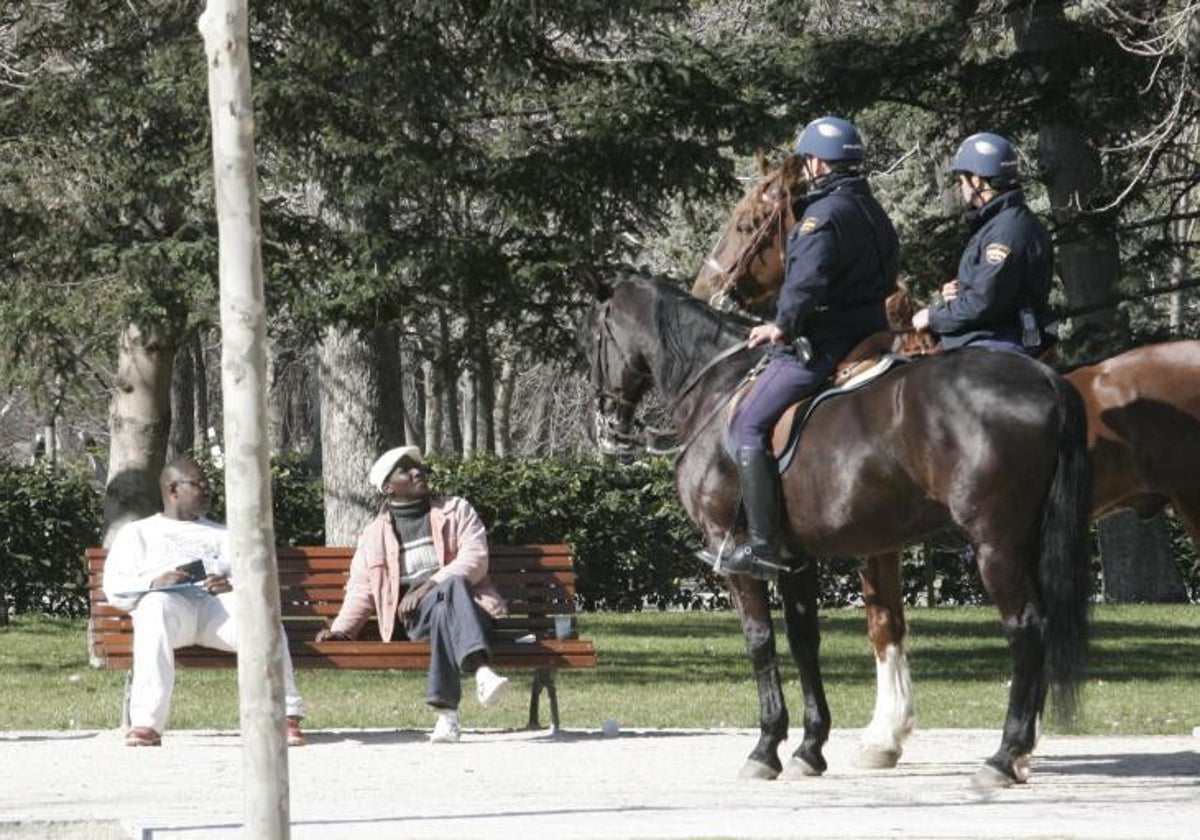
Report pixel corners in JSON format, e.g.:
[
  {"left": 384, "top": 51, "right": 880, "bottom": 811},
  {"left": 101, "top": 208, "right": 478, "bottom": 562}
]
[{"left": 103, "top": 457, "right": 308, "bottom": 747}]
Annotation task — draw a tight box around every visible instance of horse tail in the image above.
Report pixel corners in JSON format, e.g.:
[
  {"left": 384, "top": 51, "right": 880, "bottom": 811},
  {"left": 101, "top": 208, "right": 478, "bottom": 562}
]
[{"left": 1038, "top": 373, "right": 1092, "bottom": 723}]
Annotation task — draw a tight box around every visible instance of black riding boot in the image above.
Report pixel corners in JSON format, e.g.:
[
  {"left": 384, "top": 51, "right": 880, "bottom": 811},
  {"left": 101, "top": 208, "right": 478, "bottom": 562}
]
[{"left": 698, "top": 447, "right": 788, "bottom": 580}]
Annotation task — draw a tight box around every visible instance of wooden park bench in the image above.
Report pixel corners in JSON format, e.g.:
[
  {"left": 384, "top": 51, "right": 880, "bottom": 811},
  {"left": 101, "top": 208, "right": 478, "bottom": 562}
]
[{"left": 86, "top": 543, "right": 597, "bottom": 730}]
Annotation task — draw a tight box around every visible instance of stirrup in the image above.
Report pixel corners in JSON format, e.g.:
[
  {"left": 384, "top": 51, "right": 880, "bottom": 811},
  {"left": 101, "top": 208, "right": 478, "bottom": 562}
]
[{"left": 695, "top": 544, "right": 789, "bottom": 581}]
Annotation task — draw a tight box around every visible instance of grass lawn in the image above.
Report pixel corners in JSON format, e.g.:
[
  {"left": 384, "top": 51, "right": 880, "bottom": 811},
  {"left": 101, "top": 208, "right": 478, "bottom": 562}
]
[{"left": 2, "top": 605, "right": 1198, "bottom": 735}]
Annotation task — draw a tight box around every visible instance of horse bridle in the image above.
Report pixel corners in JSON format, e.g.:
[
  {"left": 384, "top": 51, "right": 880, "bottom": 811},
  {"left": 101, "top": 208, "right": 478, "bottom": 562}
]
[
  {"left": 707, "top": 182, "right": 790, "bottom": 313},
  {"left": 592, "top": 301, "right": 653, "bottom": 457},
  {"left": 594, "top": 299, "right": 755, "bottom": 461}
]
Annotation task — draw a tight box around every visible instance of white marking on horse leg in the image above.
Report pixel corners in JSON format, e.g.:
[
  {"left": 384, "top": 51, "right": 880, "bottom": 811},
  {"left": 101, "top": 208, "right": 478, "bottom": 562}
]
[{"left": 860, "top": 643, "right": 916, "bottom": 755}]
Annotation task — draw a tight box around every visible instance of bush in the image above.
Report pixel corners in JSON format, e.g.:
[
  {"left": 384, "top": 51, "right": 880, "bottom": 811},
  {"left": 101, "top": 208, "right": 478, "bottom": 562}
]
[
  {"left": 425, "top": 454, "right": 723, "bottom": 610},
  {"left": 0, "top": 460, "right": 102, "bottom": 618}
]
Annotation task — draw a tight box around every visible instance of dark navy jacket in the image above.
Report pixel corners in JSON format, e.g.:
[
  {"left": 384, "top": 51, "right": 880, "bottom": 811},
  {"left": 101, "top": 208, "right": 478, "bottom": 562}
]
[
  {"left": 773, "top": 173, "right": 899, "bottom": 352},
  {"left": 928, "top": 190, "right": 1054, "bottom": 351}
]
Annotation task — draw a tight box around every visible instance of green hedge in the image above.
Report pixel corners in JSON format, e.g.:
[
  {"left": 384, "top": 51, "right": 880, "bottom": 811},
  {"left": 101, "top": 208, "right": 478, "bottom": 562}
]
[
  {"left": 5, "top": 453, "right": 1197, "bottom": 617},
  {"left": 0, "top": 461, "right": 103, "bottom": 617}
]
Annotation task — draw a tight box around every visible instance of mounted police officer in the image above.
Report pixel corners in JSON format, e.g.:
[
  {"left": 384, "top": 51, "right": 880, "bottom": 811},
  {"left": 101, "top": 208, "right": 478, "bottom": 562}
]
[
  {"left": 911, "top": 133, "right": 1056, "bottom": 354},
  {"left": 704, "top": 116, "right": 899, "bottom": 580}
]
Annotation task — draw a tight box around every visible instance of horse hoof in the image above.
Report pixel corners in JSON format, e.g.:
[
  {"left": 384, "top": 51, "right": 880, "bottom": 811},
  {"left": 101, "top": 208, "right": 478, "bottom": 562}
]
[
  {"left": 738, "top": 759, "right": 780, "bottom": 780},
  {"left": 971, "top": 763, "right": 1016, "bottom": 790},
  {"left": 778, "top": 756, "right": 824, "bottom": 780},
  {"left": 853, "top": 746, "right": 901, "bottom": 769}
]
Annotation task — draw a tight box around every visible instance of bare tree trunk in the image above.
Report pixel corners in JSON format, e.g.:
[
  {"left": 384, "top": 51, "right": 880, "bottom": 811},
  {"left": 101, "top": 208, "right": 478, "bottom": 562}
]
[
  {"left": 192, "top": 331, "right": 209, "bottom": 453},
  {"left": 103, "top": 323, "right": 176, "bottom": 544},
  {"left": 495, "top": 354, "right": 517, "bottom": 456},
  {"left": 199, "top": 3, "right": 289, "bottom": 836},
  {"left": 461, "top": 369, "right": 476, "bottom": 457},
  {"left": 474, "top": 340, "right": 495, "bottom": 455},
  {"left": 422, "top": 357, "right": 443, "bottom": 455},
  {"left": 1009, "top": 2, "right": 1124, "bottom": 358},
  {"left": 403, "top": 346, "right": 425, "bottom": 451},
  {"left": 1098, "top": 510, "right": 1189, "bottom": 602},
  {"left": 1010, "top": 1, "right": 1184, "bottom": 601},
  {"left": 318, "top": 325, "right": 403, "bottom": 545},
  {"left": 169, "top": 334, "right": 195, "bottom": 460},
  {"left": 439, "top": 313, "right": 462, "bottom": 454}
]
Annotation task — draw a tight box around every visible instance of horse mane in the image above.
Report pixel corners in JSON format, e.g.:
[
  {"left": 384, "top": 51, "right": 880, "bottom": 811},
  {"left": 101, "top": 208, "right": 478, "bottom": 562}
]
[
  {"left": 887, "top": 278, "right": 939, "bottom": 356},
  {"left": 649, "top": 279, "right": 753, "bottom": 393}
]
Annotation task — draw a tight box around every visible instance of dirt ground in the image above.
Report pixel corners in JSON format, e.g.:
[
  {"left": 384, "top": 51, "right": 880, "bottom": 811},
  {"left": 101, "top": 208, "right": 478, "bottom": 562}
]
[{"left": 1, "top": 726, "right": 1198, "bottom": 839}]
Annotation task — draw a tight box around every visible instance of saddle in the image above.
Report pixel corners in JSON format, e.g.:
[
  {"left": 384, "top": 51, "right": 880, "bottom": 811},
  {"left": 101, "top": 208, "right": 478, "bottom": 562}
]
[{"left": 728, "top": 331, "right": 909, "bottom": 474}]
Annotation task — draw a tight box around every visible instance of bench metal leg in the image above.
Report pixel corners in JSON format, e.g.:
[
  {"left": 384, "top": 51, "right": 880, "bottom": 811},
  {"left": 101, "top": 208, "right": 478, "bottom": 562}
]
[{"left": 527, "top": 668, "right": 560, "bottom": 731}]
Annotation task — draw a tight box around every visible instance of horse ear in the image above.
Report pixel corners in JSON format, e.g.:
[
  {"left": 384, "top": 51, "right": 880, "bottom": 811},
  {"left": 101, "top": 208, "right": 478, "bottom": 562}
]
[
  {"left": 755, "top": 149, "right": 770, "bottom": 176},
  {"left": 580, "top": 266, "right": 613, "bottom": 301}
]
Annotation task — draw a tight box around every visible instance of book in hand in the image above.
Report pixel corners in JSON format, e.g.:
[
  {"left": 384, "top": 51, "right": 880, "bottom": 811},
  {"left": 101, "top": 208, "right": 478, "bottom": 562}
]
[{"left": 114, "top": 560, "right": 209, "bottom": 599}]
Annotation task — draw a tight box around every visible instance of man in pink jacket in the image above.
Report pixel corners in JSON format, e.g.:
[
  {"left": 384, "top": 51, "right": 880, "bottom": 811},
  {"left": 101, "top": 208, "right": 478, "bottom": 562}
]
[{"left": 315, "top": 446, "right": 510, "bottom": 742}]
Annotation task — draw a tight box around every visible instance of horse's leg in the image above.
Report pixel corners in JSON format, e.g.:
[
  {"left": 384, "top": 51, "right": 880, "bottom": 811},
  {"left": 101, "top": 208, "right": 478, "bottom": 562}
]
[
  {"left": 776, "top": 560, "right": 831, "bottom": 779},
  {"left": 973, "top": 541, "right": 1047, "bottom": 789},
  {"left": 856, "top": 553, "right": 916, "bottom": 769},
  {"left": 1169, "top": 491, "right": 1200, "bottom": 561},
  {"left": 727, "top": 574, "right": 788, "bottom": 779}
]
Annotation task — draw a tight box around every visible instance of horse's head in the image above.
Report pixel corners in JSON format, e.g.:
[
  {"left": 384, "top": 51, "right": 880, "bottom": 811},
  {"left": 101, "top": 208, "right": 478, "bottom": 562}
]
[
  {"left": 693, "top": 156, "right": 804, "bottom": 315},
  {"left": 589, "top": 288, "right": 654, "bottom": 458}
]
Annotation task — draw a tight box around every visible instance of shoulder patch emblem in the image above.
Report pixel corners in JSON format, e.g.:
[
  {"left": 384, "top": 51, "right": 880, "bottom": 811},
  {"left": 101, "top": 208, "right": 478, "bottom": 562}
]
[
  {"left": 984, "top": 242, "right": 1011, "bottom": 265},
  {"left": 799, "top": 216, "right": 822, "bottom": 235}
]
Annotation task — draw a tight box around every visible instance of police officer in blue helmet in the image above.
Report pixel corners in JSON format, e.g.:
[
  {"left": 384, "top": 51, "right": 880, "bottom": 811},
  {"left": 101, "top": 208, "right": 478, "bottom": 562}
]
[
  {"left": 911, "top": 133, "right": 1056, "bottom": 354},
  {"left": 701, "top": 116, "right": 899, "bottom": 580}
]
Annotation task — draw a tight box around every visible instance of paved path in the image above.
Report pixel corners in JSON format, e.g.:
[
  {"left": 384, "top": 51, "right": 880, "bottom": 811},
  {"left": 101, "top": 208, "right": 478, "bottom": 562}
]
[{"left": 1, "top": 727, "right": 1198, "bottom": 838}]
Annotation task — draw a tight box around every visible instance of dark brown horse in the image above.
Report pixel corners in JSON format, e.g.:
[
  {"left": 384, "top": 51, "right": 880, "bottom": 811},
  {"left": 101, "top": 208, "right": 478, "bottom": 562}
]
[
  {"left": 591, "top": 275, "right": 1091, "bottom": 787},
  {"left": 697, "top": 166, "right": 1200, "bottom": 767}
]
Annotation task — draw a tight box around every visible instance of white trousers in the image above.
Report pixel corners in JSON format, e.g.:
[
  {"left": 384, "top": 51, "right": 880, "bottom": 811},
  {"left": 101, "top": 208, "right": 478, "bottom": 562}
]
[{"left": 129, "top": 590, "right": 307, "bottom": 732}]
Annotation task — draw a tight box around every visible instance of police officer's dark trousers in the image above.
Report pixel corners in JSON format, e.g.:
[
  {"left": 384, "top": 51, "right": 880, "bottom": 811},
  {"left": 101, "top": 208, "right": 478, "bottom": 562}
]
[
  {"left": 404, "top": 576, "right": 493, "bottom": 710},
  {"left": 722, "top": 345, "right": 844, "bottom": 577}
]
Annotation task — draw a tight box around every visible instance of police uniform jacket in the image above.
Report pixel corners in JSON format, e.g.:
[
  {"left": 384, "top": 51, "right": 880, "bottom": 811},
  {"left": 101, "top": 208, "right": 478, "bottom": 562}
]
[
  {"left": 928, "top": 190, "right": 1054, "bottom": 350},
  {"left": 773, "top": 173, "right": 899, "bottom": 353}
]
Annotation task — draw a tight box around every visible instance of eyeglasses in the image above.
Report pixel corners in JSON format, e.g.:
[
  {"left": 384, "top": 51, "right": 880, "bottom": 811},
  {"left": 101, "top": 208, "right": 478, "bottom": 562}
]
[{"left": 172, "top": 479, "right": 211, "bottom": 492}]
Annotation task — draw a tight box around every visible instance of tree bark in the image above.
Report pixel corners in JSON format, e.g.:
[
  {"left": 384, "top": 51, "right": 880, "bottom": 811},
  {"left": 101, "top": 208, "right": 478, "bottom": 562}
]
[
  {"left": 1008, "top": 2, "right": 1124, "bottom": 358},
  {"left": 169, "top": 334, "right": 195, "bottom": 460},
  {"left": 1010, "top": 1, "right": 1184, "bottom": 601},
  {"left": 198, "top": 2, "right": 289, "bottom": 835},
  {"left": 192, "top": 331, "right": 210, "bottom": 453},
  {"left": 461, "top": 368, "right": 476, "bottom": 457},
  {"left": 318, "top": 324, "right": 403, "bottom": 545},
  {"left": 103, "top": 323, "right": 176, "bottom": 545},
  {"left": 495, "top": 354, "right": 517, "bottom": 456},
  {"left": 422, "top": 357, "right": 443, "bottom": 455},
  {"left": 1098, "top": 510, "right": 1189, "bottom": 603}
]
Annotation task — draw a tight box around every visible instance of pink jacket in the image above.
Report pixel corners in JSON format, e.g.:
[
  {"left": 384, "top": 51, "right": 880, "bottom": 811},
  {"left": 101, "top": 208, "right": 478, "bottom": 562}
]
[{"left": 328, "top": 496, "right": 507, "bottom": 642}]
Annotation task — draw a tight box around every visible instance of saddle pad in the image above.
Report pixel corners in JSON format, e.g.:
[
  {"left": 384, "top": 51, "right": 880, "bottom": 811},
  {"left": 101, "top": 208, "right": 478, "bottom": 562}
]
[{"left": 772, "top": 354, "right": 909, "bottom": 474}]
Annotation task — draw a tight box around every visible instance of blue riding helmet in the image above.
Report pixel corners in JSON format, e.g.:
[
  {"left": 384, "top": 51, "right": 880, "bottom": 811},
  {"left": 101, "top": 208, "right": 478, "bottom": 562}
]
[
  {"left": 793, "top": 116, "right": 865, "bottom": 162},
  {"left": 952, "top": 133, "right": 1019, "bottom": 185}
]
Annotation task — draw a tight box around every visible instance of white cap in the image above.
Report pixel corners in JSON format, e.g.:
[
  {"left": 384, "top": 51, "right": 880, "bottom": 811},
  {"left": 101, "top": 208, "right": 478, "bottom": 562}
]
[{"left": 368, "top": 445, "right": 423, "bottom": 492}]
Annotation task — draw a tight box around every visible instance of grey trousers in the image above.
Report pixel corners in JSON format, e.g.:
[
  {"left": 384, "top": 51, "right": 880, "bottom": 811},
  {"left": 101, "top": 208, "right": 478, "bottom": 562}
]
[{"left": 404, "top": 576, "right": 493, "bottom": 709}]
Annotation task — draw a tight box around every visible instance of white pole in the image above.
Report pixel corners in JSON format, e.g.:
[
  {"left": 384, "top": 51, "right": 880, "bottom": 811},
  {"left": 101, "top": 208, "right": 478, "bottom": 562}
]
[{"left": 198, "top": 3, "right": 290, "bottom": 837}]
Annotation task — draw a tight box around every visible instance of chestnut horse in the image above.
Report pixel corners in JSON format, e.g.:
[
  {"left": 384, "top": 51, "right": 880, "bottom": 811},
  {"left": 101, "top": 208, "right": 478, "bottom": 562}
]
[
  {"left": 696, "top": 165, "right": 1200, "bottom": 767},
  {"left": 591, "top": 275, "right": 1091, "bottom": 787}
]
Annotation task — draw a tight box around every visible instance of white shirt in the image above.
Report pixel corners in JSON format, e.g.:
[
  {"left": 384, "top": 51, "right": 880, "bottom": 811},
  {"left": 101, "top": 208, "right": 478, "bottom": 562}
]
[{"left": 102, "top": 514, "right": 231, "bottom": 612}]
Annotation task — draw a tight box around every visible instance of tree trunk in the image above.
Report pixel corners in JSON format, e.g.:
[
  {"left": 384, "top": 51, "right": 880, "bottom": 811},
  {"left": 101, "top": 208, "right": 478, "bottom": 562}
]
[
  {"left": 318, "top": 324, "right": 403, "bottom": 545},
  {"left": 199, "top": 2, "right": 289, "bottom": 835},
  {"left": 192, "top": 331, "right": 210, "bottom": 453},
  {"left": 103, "top": 323, "right": 176, "bottom": 545},
  {"left": 1010, "top": 2, "right": 1184, "bottom": 600},
  {"left": 1098, "top": 510, "right": 1189, "bottom": 603},
  {"left": 461, "top": 369, "right": 476, "bottom": 457},
  {"left": 475, "top": 340, "right": 496, "bottom": 454},
  {"left": 422, "top": 357, "right": 443, "bottom": 455},
  {"left": 1009, "top": 2, "right": 1124, "bottom": 359},
  {"left": 169, "top": 334, "right": 195, "bottom": 460},
  {"left": 495, "top": 354, "right": 517, "bottom": 456}
]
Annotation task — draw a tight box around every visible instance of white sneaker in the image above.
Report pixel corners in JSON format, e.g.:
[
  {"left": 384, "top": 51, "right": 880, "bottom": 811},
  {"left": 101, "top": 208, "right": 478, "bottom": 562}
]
[
  {"left": 429, "top": 710, "right": 460, "bottom": 743},
  {"left": 475, "top": 665, "right": 511, "bottom": 708}
]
